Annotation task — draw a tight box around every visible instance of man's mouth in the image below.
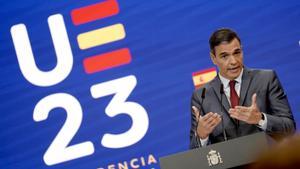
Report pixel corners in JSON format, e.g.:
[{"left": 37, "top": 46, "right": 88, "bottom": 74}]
[
  {"left": 227, "top": 66, "right": 241, "bottom": 74},
  {"left": 228, "top": 66, "right": 239, "bottom": 71}
]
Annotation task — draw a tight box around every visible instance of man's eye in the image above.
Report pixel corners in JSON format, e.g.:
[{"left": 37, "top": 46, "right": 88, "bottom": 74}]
[
  {"left": 220, "top": 55, "right": 228, "bottom": 58},
  {"left": 234, "top": 51, "right": 241, "bottom": 55}
]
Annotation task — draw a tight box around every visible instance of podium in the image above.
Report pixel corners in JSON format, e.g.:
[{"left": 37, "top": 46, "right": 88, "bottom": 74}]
[{"left": 160, "top": 132, "right": 273, "bottom": 169}]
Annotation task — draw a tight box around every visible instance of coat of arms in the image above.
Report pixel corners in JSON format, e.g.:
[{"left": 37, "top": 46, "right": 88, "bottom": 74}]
[{"left": 207, "top": 149, "right": 223, "bottom": 166}]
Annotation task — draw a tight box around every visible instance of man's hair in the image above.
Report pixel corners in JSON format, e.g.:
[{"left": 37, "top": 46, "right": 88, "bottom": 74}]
[{"left": 209, "top": 28, "right": 241, "bottom": 54}]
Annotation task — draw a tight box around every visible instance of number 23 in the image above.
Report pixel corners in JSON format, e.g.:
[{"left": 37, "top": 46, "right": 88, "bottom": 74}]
[{"left": 33, "top": 75, "right": 149, "bottom": 165}]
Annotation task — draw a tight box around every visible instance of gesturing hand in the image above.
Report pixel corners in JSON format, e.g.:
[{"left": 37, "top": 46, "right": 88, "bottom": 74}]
[
  {"left": 229, "top": 93, "right": 262, "bottom": 124},
  {"left": 192, "top": 106, "right": 221, "bottom": 139}
]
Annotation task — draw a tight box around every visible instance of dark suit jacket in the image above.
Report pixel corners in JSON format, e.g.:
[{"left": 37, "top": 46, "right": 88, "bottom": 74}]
[{"left": 190, "top": 68, "right": 296, "bottom": 149}]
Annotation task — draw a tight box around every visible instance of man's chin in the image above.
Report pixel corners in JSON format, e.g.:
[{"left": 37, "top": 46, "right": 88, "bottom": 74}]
[{"left": 227, "top": 71, "right": 241, "bottom": 79}]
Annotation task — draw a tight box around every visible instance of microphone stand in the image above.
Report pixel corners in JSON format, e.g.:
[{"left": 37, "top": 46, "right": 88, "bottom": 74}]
[
  {"left": 195, "top": 88, "right": 206, "bottom": 147},
  {"left": 220, "top": 84, "right": 228, "bottom": 141}
]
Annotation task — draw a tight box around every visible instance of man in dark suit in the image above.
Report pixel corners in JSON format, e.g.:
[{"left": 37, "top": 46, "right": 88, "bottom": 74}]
[{"left": 190, "top": 28, "right": 296, "bottom": 149}]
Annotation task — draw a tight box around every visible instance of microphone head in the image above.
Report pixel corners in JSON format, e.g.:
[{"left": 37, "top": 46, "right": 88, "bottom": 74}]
[
  {"left": 201, "top": 88, "right": 206, "bottom": 99},
  {"left": 220, "top": 84, "right": 224, "bottom": 94}
]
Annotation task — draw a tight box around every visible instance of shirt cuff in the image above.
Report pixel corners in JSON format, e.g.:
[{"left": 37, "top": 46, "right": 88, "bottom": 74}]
[
  {"left": 257, "top": 113, "right": 267, "bottom": 130},
  {"left": 200, "top": 136, "right": 209, "bottom": 146}
]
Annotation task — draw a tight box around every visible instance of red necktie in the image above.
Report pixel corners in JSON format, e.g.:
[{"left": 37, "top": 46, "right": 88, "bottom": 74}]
[{"left": 229, "top": 80, "right": 239, "bottom": 108}]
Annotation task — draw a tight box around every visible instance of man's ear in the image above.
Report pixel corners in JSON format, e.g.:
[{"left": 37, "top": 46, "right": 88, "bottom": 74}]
[{"left": 210, "top": 52, "right": 217, "bottom": 65}]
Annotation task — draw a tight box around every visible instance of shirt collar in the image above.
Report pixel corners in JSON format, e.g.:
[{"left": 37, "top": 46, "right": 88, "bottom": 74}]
[{"left": 218, "top": 68, "right": 244, "bottom": 88}]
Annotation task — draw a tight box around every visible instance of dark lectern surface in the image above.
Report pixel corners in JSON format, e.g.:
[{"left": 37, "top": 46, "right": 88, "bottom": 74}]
[{"left": 160, "top": 132, "right": 272, "bottom": 169}]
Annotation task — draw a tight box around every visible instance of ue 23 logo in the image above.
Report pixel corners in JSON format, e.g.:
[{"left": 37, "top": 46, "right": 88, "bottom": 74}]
[{"left": 10, "top": 0, "right": 149, "bottom": 166}]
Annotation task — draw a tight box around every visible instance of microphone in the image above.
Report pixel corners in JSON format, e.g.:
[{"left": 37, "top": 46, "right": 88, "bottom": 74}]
[
  {"left": 201, "top": 87, "right": 206, "bottom": 100},
  {"left": 195, "top": 88, "right": 206, "bottom": 147},
  {"left": 220, "top": 84, "right": 227, "bottom": 141}
]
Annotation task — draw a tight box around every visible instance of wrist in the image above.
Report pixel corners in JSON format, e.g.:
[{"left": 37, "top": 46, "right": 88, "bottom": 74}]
[
  {"left": 198, "top": 132, "right": 209, "bottom": 139},
  {"left": 257, "top": 112, "right": 265, "bottom": 126}
]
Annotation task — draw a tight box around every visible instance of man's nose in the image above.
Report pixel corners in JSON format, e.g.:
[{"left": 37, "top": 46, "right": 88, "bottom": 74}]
[{"left": 229, "top": 55, "right": 237, "bottom": 64}]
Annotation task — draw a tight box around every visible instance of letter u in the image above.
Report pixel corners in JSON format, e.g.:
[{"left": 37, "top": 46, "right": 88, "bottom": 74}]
[{"left": 10, "top": 14, "right": 73, "bottom": 87}]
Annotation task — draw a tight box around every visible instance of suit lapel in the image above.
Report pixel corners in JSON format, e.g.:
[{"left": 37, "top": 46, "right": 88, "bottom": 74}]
[
  {"left": 239, "top": 68, "right": 253, "bottom": 106},
  {"left": 210, "top": 76, "right": 231, "bottom": 113}
]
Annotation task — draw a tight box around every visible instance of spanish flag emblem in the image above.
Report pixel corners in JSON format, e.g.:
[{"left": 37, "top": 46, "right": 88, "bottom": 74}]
[{"left": 192, "top": 67, "right": 217, "bottom": 89}]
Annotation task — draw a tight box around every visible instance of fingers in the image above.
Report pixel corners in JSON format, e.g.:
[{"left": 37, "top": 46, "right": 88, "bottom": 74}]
[
  {"left": 229, "top": 108, "right": 239, "bottom": 119},
  {"left": 251, "top": 93, "right": 257, "bottom": 107},
  {"left": 192, "top": 106, "right": 200, "bottom": 120},
  {"left": 207, "top": 114, "right": 222, "bottom": 130},
  {"left": 229, "top": 107, "right": 249, "bottom": 117},
  {"left": 229, "top": 93, "right": 258, "bottom": 121},
  {"left": 201, "top": 113, "right": 221, "bottom": 129},
  {"left": 196, "top": 112, "right": 221, "bottom": 139},
  {"left": 192, "top": 106, "right": 199, "bottom": 114},
  {"left": 229, "top": 104, "right": 260, "bottom": 124},
  {"left": 229, "top": 107, "right": 249, "bottom": 114},
  {"left": 201, "top": 112, "right": 213, "bottom": 121},
  {"left": 229, "top": 108, "right": 248, "bottom": 121}
]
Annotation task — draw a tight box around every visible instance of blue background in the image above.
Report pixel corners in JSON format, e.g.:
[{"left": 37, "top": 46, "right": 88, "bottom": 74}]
[{"left": 1, "top": 0, "right": 300, "bottom": 169}]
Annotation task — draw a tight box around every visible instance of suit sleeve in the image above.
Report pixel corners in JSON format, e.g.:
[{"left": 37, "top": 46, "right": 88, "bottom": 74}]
[
  {"left": 190, "top": 91, "right": 200, "bottom": 149},
  {"left": 190, "top": 90, "right": 209, "bottom": 149},
  {"left": 265, "top": 71, "right": 296, "bottom": 138}
]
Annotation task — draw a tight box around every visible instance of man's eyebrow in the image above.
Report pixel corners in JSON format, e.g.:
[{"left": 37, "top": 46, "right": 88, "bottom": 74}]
[
  {"left": 218, "top": 47, "right": 242, "bottom": 56},
  {"left": 219, "top": 52, "right": 228, "bottom": 56},
  {"left": 234, "top": 48, "right": 242, "bottom": 52}
]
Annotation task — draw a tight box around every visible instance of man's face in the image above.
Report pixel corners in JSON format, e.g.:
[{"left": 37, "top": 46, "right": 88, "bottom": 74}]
[{"left": 210, "top": 38, "right": 243, "bottom": 80}]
